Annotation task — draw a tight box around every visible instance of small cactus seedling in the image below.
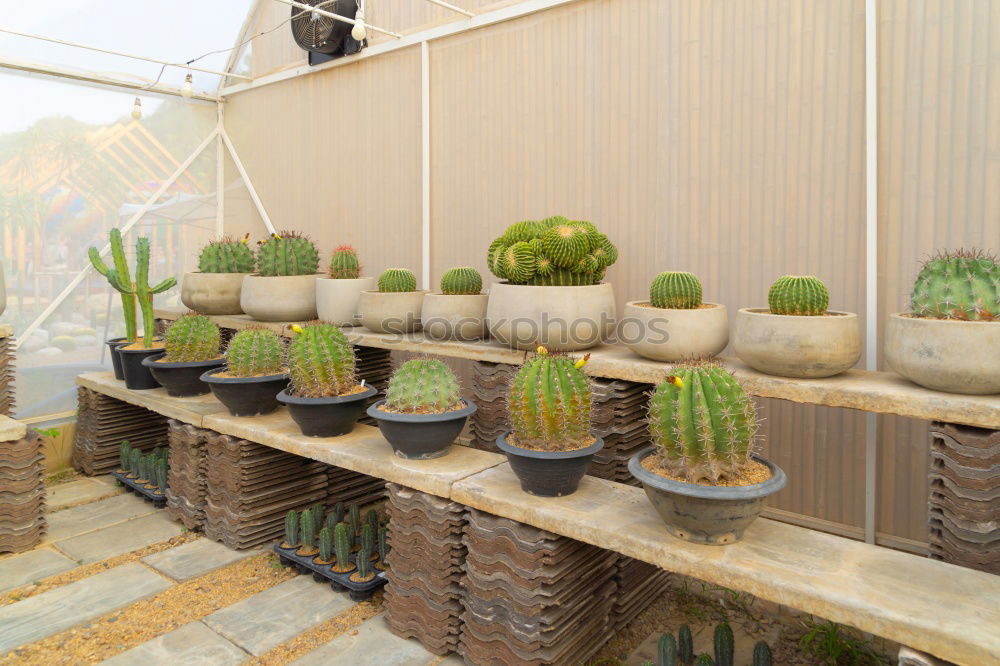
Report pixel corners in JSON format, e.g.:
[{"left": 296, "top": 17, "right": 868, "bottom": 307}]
[
  {"left": 164, "top": 314, "right": 221, "bottom": 362},
  {"left": 333, "top": 522, "right": 354, "bottom": 573},
  {"left": 508, "top": 347, "right": 592, "bottom": 452},
  {"left": 657, "top": 633, "right": 678, "bottom": 666},
  {"left": 287, "top": 323, "right": 357, "bottom": 398},
  {"left": 283, "top": 510, "right": 299, "bottom": 548},
  {"left": 650, "top": 272, "right": 703, "bottom": 309},
  {"left": 128, "top": 449, "right": 141, "bottom": 477},
  {"left": 378, "top": 268, "right": 417, "bottom": 292},
  {"left": 298, "top": 509, "right": 317, "bottom": 555},
  {"left": 767, "top": 275, "right": 829, "bottom": 316},
  {"left": 694, "top": 656, "right": 714, "bottom": 666},
  {"left": 713, "top": 623, "right": 734, "bottom": 666},
  {"left": 328, "top": 245, "right": 362, "bottom": 279},
  {"left": 678, "top": 625, "right": 694, "bottom": 664},
  {"left": 349, "top": 504, "right": 361, "bottom": 538},
  {"left": 377, "top": 526, "right": 389, "bottom": 568},
  {"left": 154, "top": 458, "right": 168, "bottom": 492},
  {"left": 317, "top": 527, "right": 333, "bottom": 562},
  {"left": 752, "top": 641, "right": 772, "bottom": 666},
  {"left": 198, "top": 235, "right": 255, "bottom": 273},
  {"left": 440, "top": 267, "right": 483, "bottom": 295},
  {"left": 353, "top": 547, "right": 374, "bottom": 581},
  {"left": 255, "top": 231, "right": 319, "bottom": 276},
  {"left": 324, "top": 512, "right": 339, "bottom": 534},
  {"left": 225, "top": 328, "right": 285, "bottom": 377},
  {"left": 365, "top": 508, "right": 379, "bottom": 529},
  {"left": 119, "top": 441, "right": 132, "bottom": 471},
  {"left": 361, "top": 523, "right": 375, "bottom": 558},
  {"left": 383, "top": 359, "right": 463, "bottom": 414},
  {"left": 331, "top": 502, "right": 345, "bottom": 525},
  {"left": 310, "top": 502, "right": 326, "bottom": 533},
  {"left": 910, "top": 249, "right": 999, "bottom": 320}
]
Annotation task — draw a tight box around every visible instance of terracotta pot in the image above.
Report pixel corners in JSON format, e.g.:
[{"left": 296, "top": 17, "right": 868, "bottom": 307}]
[
  {"left": 486, "top": 282, "right": 616, "bottom": 351},
  {"left": 240, "top": 274, "right": 319, "bottom": 322},
  {"left": 357, "top": 291, "right": 427, "bottom": 334},
  {"left": 180, "top": 272, "right": 249, "bottom": 315},
  {"left": 621, "top": 301, "right": 729, "bottom": 362},
  {"left": 316, "top": 277, "right": 376, "bottom": 326},
  {"left": 733, "top": 308, "right": 860, "bottom": 378},
  {"left": 421, "top": 293, "right": 489, "bottom": 341}
]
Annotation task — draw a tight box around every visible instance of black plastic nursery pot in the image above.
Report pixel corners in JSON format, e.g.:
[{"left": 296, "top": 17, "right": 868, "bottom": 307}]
[
  {"left": 273, "top": 543, "right": 387, "bottom": 601},
  {"left": 628, "top": 447, "right": 787, "bottom": 546},
  {"left": 200, "top": 369, "right": 289, "bottom": 416},
  {"left": 277, "top": 386, "right": 377, "bottom": 437},
  {"left": 141, "top": 353, "right": 225, "bottom": 397},
  {"left": 110, "top": 469, "right": 166, "bottom": 507},
  {"left": 118, "top": 345, "right": 167, "bottom": 390},
  {"left": 496, "top": 431, "right": 604, "bottom": 497},
  {"left": 105, "top": 337, "right": 127, "bottom": 380},
  {"left": 367, "top": 399, "right": 477, "bottom": 460}
]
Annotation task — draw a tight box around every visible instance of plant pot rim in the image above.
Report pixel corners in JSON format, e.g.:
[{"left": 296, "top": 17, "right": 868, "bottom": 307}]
[
  {"left": 888, "top": 312, "right": 998, "bottom": 326},
  {"left": 629, "top": 446, "right": 786, "bottom": 500},
  {"left": 492, "top": 281, "right": 610, "bottom": 288},
  {"left": 738, "top": 307, "right": 856, "bottom": 319},
  {"left": 496, "top": 430, "right": 604, "bottom": 459},
  {"left": 625, "top": 300, "right": 724, "bottom": 311},
  {"left": 141, "top": 352, "right": 226, "bottom": 369},
  {"left": 367, "top": 398, "right": 477, "bottom": 423},
  {"left": 117, "top": 344, "right": 167, "bottom": 356},
  {"left": 317, "top": 276, "right": 374, "bottom": 282},
  {"left": 187, "top": 270, "right": 251, "bottom": 275},
  {"left": 426, "top": 292, "right": 486, "bottom": 297},
  {"left": 277, "top": 385, "right": 377, "bottom": 406},
  {"left": 246, "top": 272, "right": 322, "bottom": 278},
  {"left": 361, "top": 289, "right": 429, "bottom": 294},
  {"left": 200, "top": 369, "right": 289, "bottom": 384}
]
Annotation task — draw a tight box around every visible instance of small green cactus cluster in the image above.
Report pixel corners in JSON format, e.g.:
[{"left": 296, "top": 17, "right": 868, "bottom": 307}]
[
  {"left": 164, "top": 314, "right": 220, "bottom": 362},
  {"left": 198, "top": 234, "right": 255, "bottom": 273},
  {"left": 120, "top": 442, "right": 168, "bottom": 492},
  {"left": 256, "top": 231, "right": 320, "bottom": 277},
  {"left": 383, "top": 359, "right": 462, "bottom": 413},
  {"left": 283, "top": 503, "right": 389, "bottom": 572},
  {"left": 508, "top": 348, "right": 592, "bottom": 451},
  {"left": 910, "top": 249, "right": 999, "bottom": 321},
  {"left": 225, "top": 327, "right": 286, "bottom": 377},
  {"left": 647, "top": 361, "right": 759, "bottom": 484},
  {"left": 287, "top": 323, "right": 357, "bottom": 398},
  {"left": 328, "top": 245, "right": 362, "bottom": 279},
  {"left": 655, "top": 624, "right": 764, "bottom": 666},
  {"left": 378, "top": 268, "right": 417, "bottom": 292},
  {"left": 767, "top": 275, "right": 829, "bottom": 316},
  {"left": 650, "top": 272, "right": 703, "bottom": 309},
  {"left": 487, "top": 216, "right": 618, "bottom": 286},
  {"left": 440, "top": 267, "right": 482, "bottom": 295}
]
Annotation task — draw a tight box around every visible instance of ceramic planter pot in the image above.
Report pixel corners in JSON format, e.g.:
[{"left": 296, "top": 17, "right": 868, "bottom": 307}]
[
  {"left": 141, "top": 352, "right": 225, "bottom": 397},
  {"left": 201, "top": 369, "right": 289, "bottom": 416},
  {"left": 106, "top": 337, "right": 128, "bottom": 380},
  {"left": 621, "top": 301, "right": 729, "bottom": 362},
  {"left": 316, "top": 277, "right": 376, "bottom": 326},
  {"left": 733, "top": 308, "right": 861, "bottom": 378},
  {"left": 358, "top": 291, "right": 427, "bottom": 334},
  {"left": 885, "top": 313, "right": 1000, "bottom": 394},
  {"left": 629, "top": 447, "right": 787, "bottom": 545},
  {"left": 486, "top": 282, "right": 616, "bottom": 351},
  {"left": 240, "top": 274, "right": 319, "bottom": 322},
  {"left": 0, "top": 259, "right": 5, "bottom": 317},
  {"left": 180, "top": 272, "right": 249, "bottom": 315},
  {"left": 367, "top": 399, "right": 477, "bottom": 459},
  {"left": 496, "top": 431, "right": 603, "bottom": 497},
  {"left": 421, "top": 293, "right": 489, "bottom": 341},
  {"left": 118, "top": 345, "right": 166, "bottom": 390},
  {"left": 277, "top": 386, "right": 377, "bottom": 437}
]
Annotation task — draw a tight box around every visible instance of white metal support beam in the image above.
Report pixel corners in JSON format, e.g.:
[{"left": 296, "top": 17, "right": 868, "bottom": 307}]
[
  {"left": 421, "top": 41, "right": 431, "bottom": 290},
  {"left": 272, "top": 0, "right": 403, "bottom": 39},
  {"left": 864, "top": 0, "right": 879, "bottom": 545},
  {"left": 216, "top": 103, "right": 226, "bottom": 236},
  {"left": 425, "top": 0, "right": 474, "bottom": 18},
  {"left": 220, "top": 125, "right": 277, "bottom": 235},
  {"left": 220, "top": 0, "right": 265, "bottom": 91}
]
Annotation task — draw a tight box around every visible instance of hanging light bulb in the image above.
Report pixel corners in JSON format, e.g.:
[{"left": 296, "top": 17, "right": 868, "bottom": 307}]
[
  {"left": 351, "top": 9, "right": 367, "bottom": 41},
  {"left": 131, "top": 98, "right": 142, "bottom": 120},
  {"left": 181, "top": 73, "right": 194, "bottom": 99}
]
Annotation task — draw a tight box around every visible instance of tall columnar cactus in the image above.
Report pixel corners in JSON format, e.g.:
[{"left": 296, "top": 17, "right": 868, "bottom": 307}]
[
  {"left": 361, "top": 523, "right": 375, "bottom": 556},
  {"left": 713, "top": 623, "right": 734, "bottom": 666},
  {"left": 225, "top": 328, "right": 285, "bottom": 377},
  {"left": 508, "top": 348, "right": 592, "bottom": 451},
  {"left": 650, "top": 272, "right": 703, "bottom": 309},
  {"left": 487, "top": 217, "right": 618, "bottom": 286},
  {"left": 440, "top": 267, "right": 482, "bottom": 295},
  {"left": 164, "top": 314, "right": 221, "bottom": 362},
  {"left": 678, "top": 625, "right": 694, "bottom": 664},
  {"left": 658, "top": 633, "right": 678, "bottom": 666},
  {"left": 767, "top": 276, "right": 829, "bottom": 316},
  {"left": 378, "top": 268, "right": 417, "bottom": 292},
  {"left": 299, "top": 509, "right": 316, "bottom": 554},
  {"left": 365, "top": 508, "right": 379, "bottom": 528},
  {"left": 383, "top": 359, "right": 462, "bottom": 413},
  {"left": 255, "top": 231, "right": 319, "bottom": 276},
  {"left": 155, "top": 458, "right": 168, "bottom": 491},
  {"left": 648, "top": 361, "right": 759, "bottom": 483},
  {"left": 89, "top": 229, "right": 176, "bottom": 347},
  {"left": 349, "top": 504, "right": 361, "bottom": 537},
  {"left": 283, "top": 510, "right": 299, "bottom": 547},
  {"left": 331, "top": 502, "right": 345, "bottom": 526},
  {"left": 318, "top": 527, "right": 332, "bottom": 562},
  {"left": 333, "top": 522, "right": 353, "bottom": 572},
  {"left": 752, "top": 642, "right": 772, "bottom": 666},
  {"left": 325, "top": 512, "right": 339, "bottom": 534},
  {"left": 377, "top": 526, "right": 389, "bottom": 567},
  {"left": 119, "top": 441, "right": 132, "bottom": 471},
  {"left": 355, "top": 547, "right": 373, "bottom": 580},
  {"left": 128, "top": 449, "right": 142, "bottom": 477},
  {"left": 910, "top": 249, "right": 999, "bottom": 320},
  {"left": 287, "top": 323, "right": 356, "bottom": 398},
  {"left": 198, "top": 234, "right": 255, "bottom": 273},
  {"left": 328, "top": 245, "right": 362, "bottom": 279},
  {"left": 311, "top": 502, "right": 326, "bottom": 533}
]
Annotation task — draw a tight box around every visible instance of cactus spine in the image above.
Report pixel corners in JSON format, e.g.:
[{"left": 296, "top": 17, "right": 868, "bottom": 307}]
[
  {"left": 508, "top": 349, "right": 592, "bottom": 451},
  {"left": 650, "top": 272, "right": 703, "bottom": 309},
  {"left": 487, "top": 217, "right": 617, "bottom": 286},
  {"left": 333, "top": 522, "right": 353, "bottom": 572},
  {"left": 383, "top": 359, "right": 463, "bottom": 413},
  {"left": 378, "top": 268, "right": 417, "bottom": 292},
  {"left": 910, "top": 249, "right": 999, "bottom": 320},
  {"left": 751, "top": 642, "right": 772, "bottom": 666},
  {"left": 287, "top": 323, "right": 356, "bottom": 397},
  {"left": 198, "top": 235, "right": 255, "bottom": 273},
  {"left": 225, "top": 328, "right": 285, "bottom": 377},
  {"left": 255, "top": 231, "right": 319, "bottom": 276},
  {"left": 318, "top": 527, "right": 333, "bottom": 562},
  {"left": 328, "top": 245, "right": 362, "bottom": 279},
  {"left": 440, "top": 267, "right": 482, "bottom": 295},
  {"left": 647, "top": 361, "right": 759, "bottom": 483},
  {"left": 299, "top": 509, "right": 317, "bottom": 554},
  {"left": 164, "top": 314, "right": 220, "bottom": 362},
  {"left": 657, "top": 633, "right": 678, "bottom": 666},
  {"left": 713, "top": 623, "right": 734, "bottom": 666},
  {"left": 283, "top": 510, "right": 299, "bottom": 547},
  {"left": 678, "top": 625, "right": 694, "bottom": 664},
  {"left": 767, "top": 275, "right": 829, "bottom": 316}
]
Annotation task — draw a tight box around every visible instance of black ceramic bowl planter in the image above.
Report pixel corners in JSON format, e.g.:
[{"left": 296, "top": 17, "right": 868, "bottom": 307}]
[
  {"left": 278, "top": 385, "right": 377, "bottom": 437},
  {"left": 118, "top": 343, "right": 167, "bottom": 390},
  {"left": 201, "top": 369, "right": 289, "bottom": 416},
  {"left": 497, "top": 431, "right": 603, "bottom": 497},
  {"left": 142, "top": 353, "right": 224, "bottom": 397},
  {"left": 367, "top": 399, "right": 477, "bottom": 459},
  {"left": 105, "top": 337, "right": 128, "bottom": 380}
]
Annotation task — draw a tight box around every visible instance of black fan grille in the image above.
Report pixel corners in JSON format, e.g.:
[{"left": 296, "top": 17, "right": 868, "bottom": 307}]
[{"left": 291, "top": 0, "right": 357, "bottom": 54}]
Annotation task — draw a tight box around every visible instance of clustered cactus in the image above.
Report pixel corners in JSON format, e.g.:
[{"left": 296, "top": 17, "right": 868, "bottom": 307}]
[
  {"left": 287, "top": 323, "right": 357, "bottom": 398},
  {"left": 328, "top": 245, "right": 362, "bottom": 279},
  {"left": 225, "top": 327, "right": 286, "bottom": 377},
  {"left": 440, "top": 267, "right": 482, "bottom": 295},
  {"left": 256, "top": 231, "right": 319, "bottom": 277},
  {"left": 378, "top": 268, "right": 417, "bottom": 292},
  {"left": 647, "top": 361, "right": 759, "bottom": 484},
  {"left": 281, "top": 504, "right": 390, "bottom": 574},
  {"left": 654, "top": 624, "right": 770, "bottom": 666},
  {"left": 163, "top": 314, "right": 220, "bottom": 362},
  {"left": 383, "top": 359, "right": 462, "bottom": 414},
  {"left": 910, "top": 249, "right": 999, "bottom": 321},
  {"left": 487, "top": 216, "right": 618, "bottom": 286},
  {"left": 508, "top": 347, "right": 592, "bottom": 451},
  {"left": 119, "top": 442, "right": 168, "bottom": 493},
  {"left": 767, "top": 275, "right": 829, "bottom": 316},
  {"left": 650, "top": 272, "right": 702, "bottom": 309},
  {"left": 198, "top": 234, "right": 255, "bottom": 273}
]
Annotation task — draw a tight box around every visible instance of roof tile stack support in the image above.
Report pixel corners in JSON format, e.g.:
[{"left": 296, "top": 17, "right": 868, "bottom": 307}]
[
  {"left": 72, "top": 387, "right": 169, "bottom": 475},
  {"left": 0, "top": 421, "right": 45, "bottom": 553},
  {"left": 469, "top": 361, "right": 515, "bottom": 453},
  {"left": 353, "top": 346, "right": 392, "bottom": 427},
  {"left": 0, "top": 327, "right": 15, "bottom": 416},
  {"left": 611, "top": 556, "right": 673, "bottom": 630},
  {"left": 164, "top": 419, "right": 211, "bottom": 530}
]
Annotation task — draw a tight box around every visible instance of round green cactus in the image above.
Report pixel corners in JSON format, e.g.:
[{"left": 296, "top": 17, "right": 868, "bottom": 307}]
[
  {"left": 647, "top": 361, "right": 759, "bottom": 483},
  {"left": 650, "top": 272, "right": 703, "bottom": 309},
  {"left": 164, "top": 314, "right": 220, "bottom": 362},
  {"left": 487, "top": 217, "right": 618, "bottom": 286},
  {"left": 767, "top": 276, "right": 829, "bottom": 316},
  {"left": 384, "top": 359, "right": 462, "bottom": 413},
  {"left": 378, "top": 268, "right": 417, "bottom": 292},
  {"left": 508, "top": 349, "right": 592, "bottom": 451},
  {"left": 287, "top": 323, "right": 356, "bottom": 398},
  {"left": 225, "top": 327, "right": 285, "bottom": 377},
  {"left": 910, "top": 249, "right": 999, "bottom": 320},
  {"left": 256, "top": 231, "right": 319, "bottom": 277},
  {"left": 328, "top": 245, "right": 361, "bottom": 279},
  {"left": 198, "top": 235, "right": 255, "bottom": 273},
  {"left": 440, "top": 267, "right": 482, "bottom": 295}
]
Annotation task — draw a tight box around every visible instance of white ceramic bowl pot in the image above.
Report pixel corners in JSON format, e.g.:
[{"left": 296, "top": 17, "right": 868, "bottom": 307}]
[
  {"left": 181, "top": 272, "right": 250, "bottom": 315},
  {"left": 316, "top": 276, "right": 376, "bottom": 326},
  {"left": 733, "top": 308, "right": 860, "bottom": 378},
  {"left": 622, "top": 301, "right": 729, "bottom": 361},
  {"left": 358, "top": 291, "right": 426, "bottom": 333},
  {"left": 0, "top": 259, "right": 6, "bottom": 317},
  {"left": 885, "top": 314, "right": 1000, "bottom": 394},
  {"left": 422, "top": 294, "right": 489, "bottom": 341},
  {"left": 487, "top": 282, "right": 616, "bottom": 351},
  {"left": 240, "top": 274, "right": 319, "bottom": 322}
]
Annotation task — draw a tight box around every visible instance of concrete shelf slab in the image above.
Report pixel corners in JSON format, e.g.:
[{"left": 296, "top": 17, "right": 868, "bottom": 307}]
[{"left": 76, "top": 371, "right": 228, "bottom": 427}]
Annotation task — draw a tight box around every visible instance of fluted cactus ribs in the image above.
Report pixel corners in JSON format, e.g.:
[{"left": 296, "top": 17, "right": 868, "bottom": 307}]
[
  {"left": 378, "top": 268, "right": 417, "bottom": 292},
  {"left": 198, "top": 234, "right": 255, "bottom": 273},
  {"left": 440, "top": 267, "right": 482, "bottom": 295},
  {"left": 910, "top": 248, "right": 999, "bottom": 321},
  {"left": 164, "top": 314, "right": 220, "bottom": 362},
  {"left": 283, "top": 510, "right": 299, "bottom": 548},
  {"left": 383, "top": 359, "right": 462, "bottom": 414},
  {"left": 487, "top": 216, "right": 618, "bottom": 286},
  {"left": 287, "top": 323, "right": 357, "bottom": 398},
  {"left": 767, "top": 276, "right": 829, "bottom": 316},
  {"left": 508, "top": 347, "right": 593, "bottom": 452},
  {"left": 650, "top": 272, "right": 703, "bottom": 309},
  {"left": 224, "top": 328, "right": 285, "bottom": 378},
  {"left": 255, "top": 231, "right": 320, "bottom": 277},
  {"left": 328, "top": 245, "right": 362, "bottom": 279}
]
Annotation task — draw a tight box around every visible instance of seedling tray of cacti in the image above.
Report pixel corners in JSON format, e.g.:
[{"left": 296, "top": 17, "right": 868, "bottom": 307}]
[{"left": 112, "top": 442, "right": 169, "bottom": 507}]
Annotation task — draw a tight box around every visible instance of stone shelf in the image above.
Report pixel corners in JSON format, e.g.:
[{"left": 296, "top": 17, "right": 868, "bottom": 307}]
[{"left": 76, "top": 372, "right": 229, "bottom": 427}]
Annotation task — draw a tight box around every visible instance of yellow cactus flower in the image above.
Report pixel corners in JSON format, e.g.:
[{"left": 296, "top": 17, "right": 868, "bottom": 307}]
[
  {"left": 290, "top": 324, "right": 304, "bottom": 334},
  {"left": 574, "top": 353, "right": 591, "bottom": 369},
  {"left": 535, "top": 345, "right": 548, "bottom": 356}
]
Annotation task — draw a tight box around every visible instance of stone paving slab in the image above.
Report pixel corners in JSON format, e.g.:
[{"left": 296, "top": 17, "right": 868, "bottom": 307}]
[
  {"left": 48, "top": 477, "right": 121, "bottom": 511},
  {"left": 56, "top": 512, "right": 183, "bottom": 564},
  {"left": 46, "top": 494, "right": 156, "bottom": 543},
  {"left": 291, "top": 615, "right": 462, "bottom": 666},
  {"left": 0, "top": 548, "right": 76, "bottom": 593},
  {"left": 0, "top": 562, "right": 171, "bottom": 653},
  {"left": 99, "top": 620, "right": 247, "bottom": 666},
  {"left": 142, "top": 538, "right": 260, "bottom": 581},
  {"left": 203, "top": 576, "right": 354, "bottom": 656}
]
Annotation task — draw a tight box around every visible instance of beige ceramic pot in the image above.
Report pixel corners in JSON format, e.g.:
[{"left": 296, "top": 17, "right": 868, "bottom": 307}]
[
  {"left": 240, "top": 274, "right": 319, "bottom": 322},
  {"left": 486, "top": 282, "right": 616, "bottom": 351},
  {"left": 622, "top": 301, "right": 729, "bottom": 362},
  {"left": 733, "top": 308, "right": 861, "bottom": 378},
  {"left": 358, "top": 291, "right": 427, "bottom": 334},
  {"left": 885, "top": 313, "right": 1000, "bottom": 394},
  {"left": 421, "top": 293, "right": 489, "bottom": 341},
  {"left": 0, "top": 260, "right": 5, "bottom": 318},
  {"left": 316, "top": 277, "right": 376, "bottom": 326},
  {"left": 180, "top": 272, "right": 248, "bottom": 315}
]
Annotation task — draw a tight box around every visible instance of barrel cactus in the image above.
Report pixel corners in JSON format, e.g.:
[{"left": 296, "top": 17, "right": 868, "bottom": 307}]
[
  {"left": 164, "top": 314, "right": 220, "bottom": 362},
  {"left": 328, "top": 245, "right": 362, "bottom": 279},
  {"left": 378, "top": 268, "right": 417, "bottom": 292},
  {"left": 333, "top": 522, "right": 353, "bottom": 572},
  {"left": 256, "top": 231, "right": 319, "bottom": 277},
  {"left": 198, "top": 234, "right": 255, "bottom": 273},
  {"left": 318, "top": 527, "right": 333, "bottom": 562},
  {"left": 767, "top": 276, "right": 829, "bottom": 316},
  {"left": 650, "top": 272, "right": 703, "bottom": 309},
  {"left": 910, "top": 249, "right": 999, "bottom": 320},
  {"left": 383, "top": 359, "right": 462, "bottom": 413},
  {"left": 283, "top": 510, "right": 299, "bottom": 548},
  {"left": 287, "top": 323, "right": 356, "bottom": 398},
  {"left": 225, "top": 328, "right": 285, "bottom": 377},
  {"left": 508, "top": 347, "right": 592, "bottom": 451},
  {"left": 713, "top": 623, "right": 734, "bottom": 666},
  {"left": 487, "top": 216, "right": 618, "bottom": 286},
  {"left": 647, "top": 361, "right": 759, "bottom": 483},
  {"left": 440, "top": 267, "right": 482, "bottom": 295}
]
